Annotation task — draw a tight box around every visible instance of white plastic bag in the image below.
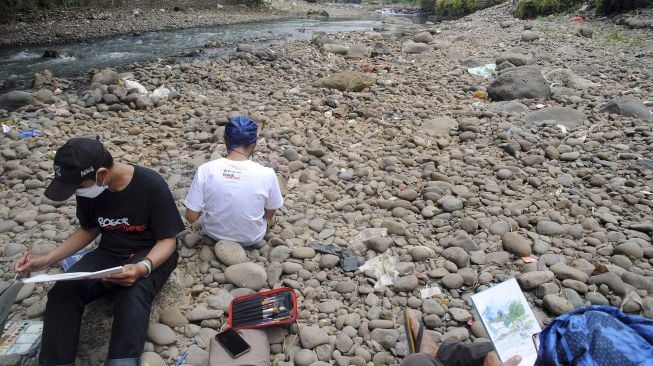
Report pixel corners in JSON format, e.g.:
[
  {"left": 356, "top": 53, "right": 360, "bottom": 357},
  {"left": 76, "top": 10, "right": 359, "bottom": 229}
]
[
  {"left": 467, "top": 64, "right": 496, "bottom": 78},
  {"left": 359, "top": 253, "right": 398, "bottom": 291},
  {"left": 122, "top": 79, "right": 147, "bottom": 94},
  {"left": 151, "top": 85, "right": 171, "bottom": 99}
]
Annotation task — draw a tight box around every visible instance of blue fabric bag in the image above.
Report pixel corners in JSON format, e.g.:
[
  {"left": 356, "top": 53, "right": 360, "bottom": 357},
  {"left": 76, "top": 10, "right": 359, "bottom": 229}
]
[{"left": 536, "top": 305, "right": 653, "bottom": 366}]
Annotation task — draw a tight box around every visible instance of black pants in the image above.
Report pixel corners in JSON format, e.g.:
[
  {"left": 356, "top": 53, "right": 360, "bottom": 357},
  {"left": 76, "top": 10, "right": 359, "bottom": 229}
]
[
  {"left": 39, "top": 248, "right": 178, "bottom": 366},
  {"left": 400, "top": 340, "right": 493, "bottom": 366}
]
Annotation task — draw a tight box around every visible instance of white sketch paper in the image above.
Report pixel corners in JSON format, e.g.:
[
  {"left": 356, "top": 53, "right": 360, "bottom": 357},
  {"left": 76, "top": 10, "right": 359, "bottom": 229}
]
[{"left": 471, "top": 278, "right": 541, "bottom": 366}]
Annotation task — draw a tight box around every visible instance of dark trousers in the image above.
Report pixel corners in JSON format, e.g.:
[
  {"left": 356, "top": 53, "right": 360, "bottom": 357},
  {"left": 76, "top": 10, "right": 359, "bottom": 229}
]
[
  {"left": 39, "top": 248, "right": 178, "bottom": 366},
  {"left": 400, "top": 340, "right": 493, "bottom": 366}
]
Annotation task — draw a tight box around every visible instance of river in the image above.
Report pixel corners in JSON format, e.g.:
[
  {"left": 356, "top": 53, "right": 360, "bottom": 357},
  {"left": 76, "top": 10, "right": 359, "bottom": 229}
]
[{"left": 0, "top": 17, "right": 390, "bottom": 91}]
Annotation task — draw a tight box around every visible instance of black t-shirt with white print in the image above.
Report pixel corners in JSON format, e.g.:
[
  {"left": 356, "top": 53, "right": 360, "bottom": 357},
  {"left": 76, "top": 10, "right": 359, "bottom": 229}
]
[{"left": 76, "top": 165, "right": 184, "bottom": 256}]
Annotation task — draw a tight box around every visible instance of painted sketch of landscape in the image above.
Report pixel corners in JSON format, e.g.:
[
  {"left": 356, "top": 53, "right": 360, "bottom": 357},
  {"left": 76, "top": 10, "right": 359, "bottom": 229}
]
[{"left": 472, "top": 278, "right": 541, "bottom": 366}]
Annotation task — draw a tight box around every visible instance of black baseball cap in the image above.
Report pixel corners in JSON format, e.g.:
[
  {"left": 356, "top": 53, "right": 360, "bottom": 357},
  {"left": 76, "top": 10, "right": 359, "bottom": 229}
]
[{"left": 44, "top": 138, "right": 109, "bottom": 201}]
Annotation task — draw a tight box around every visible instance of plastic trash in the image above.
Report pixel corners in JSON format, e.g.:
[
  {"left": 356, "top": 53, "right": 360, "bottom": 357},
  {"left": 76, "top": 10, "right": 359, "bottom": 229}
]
[
  {"left": 472, "top": 90, "right": 487, "bottom": 99},
  {"left": 420, "top": 285, "right": 442, "bottom": 299},
  {"left": 467, "top": 64, "right": 496, "bottom": 78},
  {"left": 556, "top": 124, "right": 568, "bottom": 133},
  {"left": 359, "top": 253, "right": 398, "bottom": 291},
  {"left": 2, "top": 124, "right": 9, "bottom": 134},
  {"left": 310, "top": 242, "right": 359, "bottom": 272},
  {"left": 359, "top": 228, "right": 388, "bottom": 242},
  {"left": 151, "top": 85, "right": 171, "bottom": 99},
  {"left": 122, "top": 79, "right": 147, "bottom": 94},
  {"left": 18, "top": 129, "right": 42, "bottom": 139}
]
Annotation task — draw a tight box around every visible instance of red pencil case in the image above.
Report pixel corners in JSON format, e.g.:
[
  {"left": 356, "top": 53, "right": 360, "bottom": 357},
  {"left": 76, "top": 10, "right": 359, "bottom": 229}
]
[{"left": 227, "top": 287, "right": 298, "bottom": 330}]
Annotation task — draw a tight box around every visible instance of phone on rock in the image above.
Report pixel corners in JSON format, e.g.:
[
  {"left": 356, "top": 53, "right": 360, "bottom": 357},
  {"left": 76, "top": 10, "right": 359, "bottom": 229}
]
[{"left": 215, "top": 328, "right": 251, "bottom": 358}]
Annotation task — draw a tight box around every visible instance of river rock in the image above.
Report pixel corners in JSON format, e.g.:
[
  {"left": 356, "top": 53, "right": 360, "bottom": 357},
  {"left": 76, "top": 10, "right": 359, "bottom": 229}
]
[
  {"left": 91, "top": 68, "right": 120, "bottom": 85},
  {"left": 442, "top": 247, "right": 470, "bottom": 268},
  {"left": 502, "top": 232, "right": 532, "bottom": 256},
  {"left": 413, "top": 31, "right": 434, "bottom": 43},
  {"left": 525, "top": 107, "right": 587, "bottom": 129},
  {"left": 322, "top": 43, "right": 349, "bottom": 55},
  {"left": 394, "top": 275, "right": 418, "bottom": 292},
  {"left": 159, "top": 306, "right": 188, "bottom": 327},
  {"left": 402, "top": 41, "right": 432, "bottom": 54},
  {"left": 543, "top": 295, "right": 574, "bottom": 315},
  {"left": 313, "top": 71, "right": 374, "bottom": 92},
  {"left": 488, "top": 67, "right": 551, "bottom": 101},
  {"left": 224, "top": 262, "right": 267, "bottom": 290},
  {"left": 214, "top": 240, "right": 248, "bottom": 265},
  {"left": 300, "top": 326, "right": 330, "bottom": 349},
  {"left": 536, "top": 221, "right": 564, "bottom": 236},
  {"left": 600, "top": 95, "right": 652, "bottom": 121},
  {"left": 141, "top": 352, "right": 165, "bottom": 366},
  {"left": 365, "top": 236, "right": 393, "bottom": 252},
  {"left": 147, "top": 323, "right": 177, "bottom": 346},
  {"left": 185, "top": 345, "right": 209, "bottom": 366},
  {"left": 519, "top": 271, "right": 554, "bottom": 289}
]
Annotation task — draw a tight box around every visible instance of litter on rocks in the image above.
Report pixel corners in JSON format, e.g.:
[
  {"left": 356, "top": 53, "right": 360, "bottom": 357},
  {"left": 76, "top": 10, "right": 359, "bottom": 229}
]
[
  {"left": 359, "top": 253, "right": 398, "bottom": 291},
  {"left": 467, "top": 64, "right": 496, "bottom": 78},
  {"left": 18, "top": 129, "right": 42, "bottom": 139},
  {"left": 359, "top": 228, "right": 387, "bottom": 241},
  {"left": 420, "top": 285, "right": 442, "bottom": 299},
  {"left": 122, "top": 79, "right": 147, "bottom": 94},
  {"left": 151, "top": 85, "right": 171, "bottom": 98}
]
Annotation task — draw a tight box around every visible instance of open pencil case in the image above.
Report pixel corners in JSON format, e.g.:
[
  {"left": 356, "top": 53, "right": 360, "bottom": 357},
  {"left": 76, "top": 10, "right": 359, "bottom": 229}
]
[{"left": 227, "top": 287, "right": 297, "bottom": 330}]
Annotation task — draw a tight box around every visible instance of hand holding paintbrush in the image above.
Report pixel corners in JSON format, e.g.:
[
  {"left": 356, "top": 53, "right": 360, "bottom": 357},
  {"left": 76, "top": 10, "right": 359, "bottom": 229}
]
[{"left": 14, "top": 245, "right": 49, "bottom": 278}]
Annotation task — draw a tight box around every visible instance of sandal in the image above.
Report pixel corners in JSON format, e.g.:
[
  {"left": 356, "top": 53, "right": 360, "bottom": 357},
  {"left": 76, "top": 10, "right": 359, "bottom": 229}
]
[{"left": 404, "top": 308, "right": 424, "bottom": 354}]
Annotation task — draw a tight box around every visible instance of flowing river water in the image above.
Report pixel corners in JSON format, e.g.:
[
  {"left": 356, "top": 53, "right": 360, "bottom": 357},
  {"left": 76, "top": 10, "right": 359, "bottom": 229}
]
[{"left": 0, "top": 16, "right": 402, "bottom": 91}]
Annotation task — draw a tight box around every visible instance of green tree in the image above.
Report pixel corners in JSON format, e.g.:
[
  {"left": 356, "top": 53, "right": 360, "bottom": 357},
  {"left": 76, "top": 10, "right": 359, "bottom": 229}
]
[{"left": 504, "top": 301, "right": 526, "bottom": 327}]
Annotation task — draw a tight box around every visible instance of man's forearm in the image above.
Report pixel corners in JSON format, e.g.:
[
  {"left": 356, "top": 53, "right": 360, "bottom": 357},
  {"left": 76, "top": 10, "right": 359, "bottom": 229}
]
[
  {"left": 264, "top": 209, "right": 276, "bottom": 221},
  {"left": 185, "top": 209, "right": 201, "bottom": 224},
  {"left": 143, "top": 237, "right": 177, "bottom": 269},
  {"left": 46, "top": 227, "right": 100, "bottom": 266}
]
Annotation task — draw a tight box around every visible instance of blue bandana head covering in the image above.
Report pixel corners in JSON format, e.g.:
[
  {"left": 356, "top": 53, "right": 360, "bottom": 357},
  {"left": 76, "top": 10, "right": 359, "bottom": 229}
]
[{"left": 224, "top": 116, "right": 258, "bottom": 151}]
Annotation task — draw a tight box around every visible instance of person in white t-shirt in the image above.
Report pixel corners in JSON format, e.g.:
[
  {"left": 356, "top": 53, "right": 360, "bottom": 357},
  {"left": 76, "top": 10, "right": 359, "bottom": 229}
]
[{"left": 184, "top": 116, "right": 283, "bottom": 247}]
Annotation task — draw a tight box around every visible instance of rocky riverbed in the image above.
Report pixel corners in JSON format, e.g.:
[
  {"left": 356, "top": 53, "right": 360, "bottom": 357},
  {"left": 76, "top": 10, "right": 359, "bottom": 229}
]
[
  {"left": 1, "top": 2, "right": 652, "bottom": 366},
  {"left": 0, "top": 1, "right": 375, "bottom": 47}
]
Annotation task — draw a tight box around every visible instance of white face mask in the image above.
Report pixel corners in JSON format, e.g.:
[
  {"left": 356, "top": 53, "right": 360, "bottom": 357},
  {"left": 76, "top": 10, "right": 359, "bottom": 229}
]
[{"left": 75, "top": 172, "right": 108, "bottom": 198}]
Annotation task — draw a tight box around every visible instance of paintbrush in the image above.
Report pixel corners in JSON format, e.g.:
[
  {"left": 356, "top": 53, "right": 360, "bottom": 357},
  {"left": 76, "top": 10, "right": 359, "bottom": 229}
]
[{"left": 13, "top": 245, "right": 33, "bottom": 281}]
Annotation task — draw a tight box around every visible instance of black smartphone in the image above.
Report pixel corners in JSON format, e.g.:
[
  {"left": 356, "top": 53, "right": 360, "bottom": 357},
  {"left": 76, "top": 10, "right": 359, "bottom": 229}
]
[{"left": 215, "top": 329, "right": 251, "bottom": 358}]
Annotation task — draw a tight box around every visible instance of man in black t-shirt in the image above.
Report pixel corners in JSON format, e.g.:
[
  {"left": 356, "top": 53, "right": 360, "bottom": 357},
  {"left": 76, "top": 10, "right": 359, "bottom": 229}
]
[{"left": 14, "top": 138, "right": 184, "bottom": 366}]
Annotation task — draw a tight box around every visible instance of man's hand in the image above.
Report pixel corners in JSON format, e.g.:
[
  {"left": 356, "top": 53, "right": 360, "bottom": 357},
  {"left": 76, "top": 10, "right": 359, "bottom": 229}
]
[
  {"left": 484, "top": 352, "right": 522, "bottom": 366},
  {"left": 14, "top": 253, "right": 50, "bottom": 277},
  {"left": 104, "top": 264, "right": 147, "bottom": 287}
]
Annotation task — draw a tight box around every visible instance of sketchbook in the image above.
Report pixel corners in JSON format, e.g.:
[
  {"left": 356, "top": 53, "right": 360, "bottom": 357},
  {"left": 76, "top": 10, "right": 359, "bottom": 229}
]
[
  {"left": 22, "top": 266, "right": 123, "bottom": 284},
  {"left": 471, "top": 278, "right": 541, "bottom": 366}
]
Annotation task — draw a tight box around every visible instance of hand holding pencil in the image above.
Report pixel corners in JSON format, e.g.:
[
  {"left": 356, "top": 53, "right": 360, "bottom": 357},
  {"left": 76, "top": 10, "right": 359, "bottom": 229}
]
[{"left": 14, "top": 248, "right": 50, "bottom": 277}]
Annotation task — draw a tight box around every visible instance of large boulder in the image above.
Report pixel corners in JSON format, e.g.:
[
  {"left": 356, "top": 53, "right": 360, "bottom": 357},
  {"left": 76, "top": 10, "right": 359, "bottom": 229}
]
[
  {"left": 525, "top": 107, "right": 587, "bottom": 129},
  {"left": 487, "top": 67, "right": 551, "bottom": 101},
  {"left": 402, "top": 41, "right": 432, "bottom": 54},
  {"left": 600, "top": 95, "right": 652, "bottom": 121},
  {"left": 0, "top": 91, "right": 32, "bottom": 111},
  {"left": 313, "top": 72, "right": 375, "bottom": 92},
  {"left": 322, "top": 43, "right": 349, "bottom": 55},
  {"left": 91, "top": 68, "right": 120, "bottom": 85}
]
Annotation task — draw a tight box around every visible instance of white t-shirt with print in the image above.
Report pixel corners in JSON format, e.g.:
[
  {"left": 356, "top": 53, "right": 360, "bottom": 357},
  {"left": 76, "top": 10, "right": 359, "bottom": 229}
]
[{"left": 184, "top": 158, "right": 283, "bottom": 246}]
